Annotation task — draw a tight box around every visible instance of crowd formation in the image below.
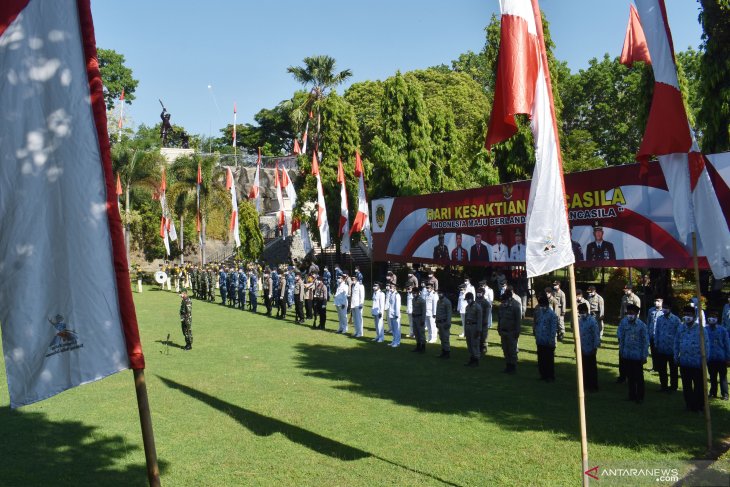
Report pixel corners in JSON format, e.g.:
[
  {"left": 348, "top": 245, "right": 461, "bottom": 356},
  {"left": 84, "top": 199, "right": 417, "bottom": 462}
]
[{"left": 168, "top": 261, "right": 730, "bottom": 413}]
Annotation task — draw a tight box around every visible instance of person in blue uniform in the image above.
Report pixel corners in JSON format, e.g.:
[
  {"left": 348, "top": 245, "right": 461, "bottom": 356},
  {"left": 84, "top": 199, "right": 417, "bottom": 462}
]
[
  {"left": 675, "top": 305, "right": 710, "bottom": 412},
  {"left": 578, "top": 302, "right": 600, "bottom": 392},
  {"left": 218, "top": 267, "right": 227, "bottom": 306},
  {"left": 617, "top": 303, "right": 649, "bottom": 404},
  {"left": 533, "top": 293, "right": 557, "bottom": 382},
  {"left": 706, "top": 310, "right": 730, "bottom": 401}
]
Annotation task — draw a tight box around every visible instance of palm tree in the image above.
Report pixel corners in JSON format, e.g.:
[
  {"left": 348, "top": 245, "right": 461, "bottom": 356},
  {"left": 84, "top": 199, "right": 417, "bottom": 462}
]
[
  {"left": 111, "top": 142, "right": 165, "bottom": 264},
  {"left": 167, "top": 154, "right": 228, "bottom": 265},
  {"left": 287, "top": 55, "right": 352, "bottom": 151}
]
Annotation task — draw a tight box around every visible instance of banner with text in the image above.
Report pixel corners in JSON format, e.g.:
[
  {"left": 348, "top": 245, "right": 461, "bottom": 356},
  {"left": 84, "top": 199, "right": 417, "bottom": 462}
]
[{"left": 372, "top": 159, "right": 730, "bottom": 268}]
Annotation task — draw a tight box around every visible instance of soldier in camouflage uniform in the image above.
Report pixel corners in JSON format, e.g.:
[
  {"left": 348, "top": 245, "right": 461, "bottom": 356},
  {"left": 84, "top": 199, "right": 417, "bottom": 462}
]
[{"left": 179, "top": 290, "right": 193, "bottom": 350}]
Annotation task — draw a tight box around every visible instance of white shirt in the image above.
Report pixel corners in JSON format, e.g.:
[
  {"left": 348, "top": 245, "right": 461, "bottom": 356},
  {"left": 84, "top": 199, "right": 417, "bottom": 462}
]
[
  {"left": 372, "top": 290, "right": 385, "bottom": 316},
  {"left": 484, "top": 286, "right": 494, "bottom": 305},
  {"left": 491, "top": 243, "right": 508, "bottom": 262},
  {"left": 457, "top": 290, "right": 467, "bottom": 314},
  {"left": 464, "top": 283, "right": 475, "bottom": 298},
  {"left": 425, "top": 290, "right": 438, "bottom": 317},
  {"left": 350, "top": 282, "right": 365, "bottom": 308},
  {"left": 510, "top": 243, "right": 526, "bottom": 262},
  {"left": 406, "top": 292, "right": 413, "bottom": 314},
  {"left": 388, "top": 292, "right": 401, "bottom": 320},
  {"left": 334, "top": 281, "right": 349, "bottom": 307}
]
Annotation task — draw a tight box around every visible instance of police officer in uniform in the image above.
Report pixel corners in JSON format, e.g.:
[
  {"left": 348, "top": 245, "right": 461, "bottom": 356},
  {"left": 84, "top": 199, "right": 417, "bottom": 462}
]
[
  {"left": 218, "top": 267, "right": 228, "bottom": 305},
  {"left": 435, "top": 288, "right": 452, "bottom": 358},
  {"left": 618, "top": 303, "right": 649, "bottom": 403},
  {"left": 411, "top": 287, "right": 427, "bottom": 353},
  {"left": 179, "top": 290, "right": 193, "bottom": 350},
  {"left": 432, "top": 230, "right": 450, "bottom": 263},
  {"left": 263, "top": 269, "right": 273, "bottom": 315},
  {"left": 498, "top": 285, "right": 522, "bottom": 373},
  {"left": 475, "top": 286, "right": 491, "bottom": 356},
  {"left": 585, "top": 221, "right": 616, "bottom": 261},
  {"left": 249, "top": 270, "right": 259, "bottom": 312},
  {"left": 464, "top": 292, "right": 483, "bottom": 366}
]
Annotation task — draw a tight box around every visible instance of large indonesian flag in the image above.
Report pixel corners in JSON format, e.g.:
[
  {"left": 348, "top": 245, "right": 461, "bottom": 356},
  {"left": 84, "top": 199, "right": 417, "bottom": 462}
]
[
  {"left": 281, "top": 165, "right": 299, "bottom": 233},
  {"left": 620, "top": 5, "right": 651, "bottom": 66},
  {"left": 349, "top": 151, "right": 372, "bottom": 251},
  {"left": 337, "top": 159, "right": 351, "bottom": 253},
  {"left": 634, "top": 0, "right": 730, "bottom": 278},
  {"left": 311, "top": 152, "right": 331, "bottom": 248},
  {"left": 485, "top": 0, "right": 574, "bottom": 278},
  {"left": 275, "top": 162, "right": 286, "bottom": 232},
  {"left": 226, "top": 167, "right": 241, "bottom": 247},
  {"left": 0, "top": 0, "right": 144, "bottom": 407},
  {"left": 248, "top": 149, "right": 261, "bottom": 212}
]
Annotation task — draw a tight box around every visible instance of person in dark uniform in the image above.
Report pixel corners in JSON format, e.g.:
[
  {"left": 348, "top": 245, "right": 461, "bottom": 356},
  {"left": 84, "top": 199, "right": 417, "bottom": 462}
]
[
  {"left": 464, "top": 292, "right": 483, "bottom": 366},
  {"left": 451, "top": 232, "right": 469, "bottom": 263},
  {"left": 432, "top": 230, "right": 450, "bottom": 263},
  {"left": 585, "top": 221, "right": 616, "bottom": 261},
  {"left": 570, "top": 225, "right": 584, "bottom": 262},
  {"left": 411, "top": 287, "right": 427, "bottom": 353},
  {"left": 218, "top": 267, "right": 227, "bottom": 305},
  {"left": 179, "top": 290, "right": 193, "bottom": 350},
  {"left": 470, "top": 233, "right": 489, "bottom": 263}
]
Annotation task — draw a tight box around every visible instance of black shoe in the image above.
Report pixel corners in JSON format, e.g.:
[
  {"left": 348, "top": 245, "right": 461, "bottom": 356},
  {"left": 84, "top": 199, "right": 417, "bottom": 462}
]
[
  {"left": 465, "top": 358, "right": 476, "bottom": 367},
  {"left": 438, "top": 351, "right": 450, "bottom": 359},
  {"left": 412, "top": 347, "right": 421, "bottom": 353},
  {"left": 615, "top": 377, "right": 626, "bottom": 384},
  {"left": 506, "top": 366, "right": 516, "bottom": 374},
  {"left": 469, "top": 359, "right": 479, "bottom": 367}
]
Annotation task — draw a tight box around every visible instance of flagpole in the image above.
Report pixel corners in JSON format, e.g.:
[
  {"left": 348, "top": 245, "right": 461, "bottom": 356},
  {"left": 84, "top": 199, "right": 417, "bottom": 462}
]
[
  {"left": 692, "top": 232, "right": 713, "bottom": 452},
  {"left": 565, "top": 264, "right": 589, "bottom": 486},
  {"left": 133, "top": 369, "right": 161, "bottom": 487}
]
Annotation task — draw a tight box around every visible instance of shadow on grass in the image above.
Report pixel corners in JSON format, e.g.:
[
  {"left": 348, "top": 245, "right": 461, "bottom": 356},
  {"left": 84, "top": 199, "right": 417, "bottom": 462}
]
[
  {"left": 158, "top": 376, "right": 464, "bottom": 486},
  {"left": 292, "top": 341, "right": 730, "bottom": 457},
  {"left": 0, "top": 408, "right": 168, "bottom": 486},
  {"left": 154, "top": 338, "right": 186, "bottom": 350}
]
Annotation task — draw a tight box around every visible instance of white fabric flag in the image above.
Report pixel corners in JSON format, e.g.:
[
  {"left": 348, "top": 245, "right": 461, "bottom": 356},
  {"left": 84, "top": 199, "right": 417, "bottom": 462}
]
[
  {"left": 485, "top": 0, "right": 574, "bottom": 278},
  {"left": 337, "top": 159, "right": 351, "bottom": 253},
  {"left": 350, "top": 151, "right": 372, "bottom": 252},
  {"left": 311, "top": 152, "right": 331, "bottom": 248},
  {"left": 635, "top": 0, "right": 730, "bottom": 278},
  {"left": 0, "top": 0, "right": 145, "bottom": 408},
  {"left": 226, "top": 167, "right": 241, "bottom": 247},
  {"left": 301, "top": 222, "right": 313, "bottom": 254}
]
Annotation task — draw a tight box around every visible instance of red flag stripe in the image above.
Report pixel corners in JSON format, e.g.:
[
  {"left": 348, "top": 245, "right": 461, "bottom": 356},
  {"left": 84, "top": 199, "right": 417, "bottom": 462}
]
[
  {"left": 620, "top": 5, "right": 652, "bottom": 66},
  {"left": 77, "top": 0, "right": 144, "bottom": 369}
]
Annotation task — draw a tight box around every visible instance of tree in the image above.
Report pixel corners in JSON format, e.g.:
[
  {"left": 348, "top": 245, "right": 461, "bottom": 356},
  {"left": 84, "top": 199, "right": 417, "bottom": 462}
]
[
  {"left": 697, "top": 0, "right": 730, "bottom": 153},
  {"left": 370, "top": 72, "right": 433, "bottom": 197},
  {"left": 97, "top": 48, "right": 138, "bottom": 110},
  {"left": 562, "top": 129, "right": 605, "bottom": 173},
  {"left": 344, "top": 80, "right": 385, "bottom": 158},
  {"left": 676, "top": 46, "right": 702, "bottom": 127},
  {"left": 287, "top": 55, "right": 352, "bottom": 151},
  {"left": 237, "top": 200, "right": 264, "bottom": 261}
]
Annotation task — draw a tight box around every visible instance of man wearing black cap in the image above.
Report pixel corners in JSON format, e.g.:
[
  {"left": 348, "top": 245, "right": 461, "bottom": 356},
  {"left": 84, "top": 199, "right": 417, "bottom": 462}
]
[
  {"left": 433, "top": 231, "right": 450, "bottom": 263},
  {"left": 490, "top": 228, "right": 508, "bottom": 262},
  {"left": 312, "top": 275, "right": 328, "bottom": 329},
  {"left": 616, "top": 284, "right": 642, "bottom": 382},
  {"left": 675, "top": 305, "right": 710, "bottom": 411},
  {"left": 586, "top": 221, "right": 616, "bottom": 261},
  {"left": 498, "top": 285, "right": 522, "bottom": 373},
  {"left": 411, "top": 288, "right": 427, "bottom": 353},
  {"left": 464, "top": 292, "right": 483, "bottom": 366}
]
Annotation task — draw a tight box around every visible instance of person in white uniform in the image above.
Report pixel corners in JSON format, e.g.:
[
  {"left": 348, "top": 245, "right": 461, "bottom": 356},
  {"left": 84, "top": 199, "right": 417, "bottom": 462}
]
[
  {"left": 387, "top": 283, "right": 402, "bottom": 347},
  {"left": 425, "top": 282, "right": 439, "bottom": 343},
  {"left": 371, "top": 282, "right": 386, "bottom": 342},
  {"left": 350, "top": 276, "right": 365, "bottom": 337},
  {"left": 334, "top": 275, "right": 350, "bottom": 334}
]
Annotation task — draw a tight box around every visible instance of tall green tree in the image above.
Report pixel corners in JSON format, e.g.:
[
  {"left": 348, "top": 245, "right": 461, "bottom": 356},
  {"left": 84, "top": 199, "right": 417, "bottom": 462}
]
[
  {"left": 287, "top": 55, "right": 352, "bottom": 151},
  {"left": 370, "top": 72, "right": 433, "bottom": 197},
  {"left": 237, "top": 200, "right": 264, "bottom": 261},
  {"left": 344, "top": 80, "right": 385, "bottom": 158},
  {"left": 98, "top": 48, "right": 138, "bottom": 110},
  {"left": 697, "top": 0, "right": 730, "bottom": 152}
]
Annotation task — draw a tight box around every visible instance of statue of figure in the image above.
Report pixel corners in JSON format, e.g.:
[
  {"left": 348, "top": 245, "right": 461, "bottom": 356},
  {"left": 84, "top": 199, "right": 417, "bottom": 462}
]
[
  {"left": 181, "top": 132, "right": 190, "bottom": 149},
  {"left": 160, "top": 108, "right": 172, "bottom": 147}
]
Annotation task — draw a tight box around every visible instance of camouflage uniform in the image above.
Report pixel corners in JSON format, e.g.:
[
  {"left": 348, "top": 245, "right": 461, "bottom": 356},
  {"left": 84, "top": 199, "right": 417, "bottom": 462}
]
[{"left": 180, "top": 294, "right": 193, "bottom": 350}]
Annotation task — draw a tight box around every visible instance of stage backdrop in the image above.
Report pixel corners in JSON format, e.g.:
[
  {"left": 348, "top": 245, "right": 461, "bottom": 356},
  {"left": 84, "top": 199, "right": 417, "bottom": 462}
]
[{"left": 372, "top": 157, "right": 730, "bottom": 268}]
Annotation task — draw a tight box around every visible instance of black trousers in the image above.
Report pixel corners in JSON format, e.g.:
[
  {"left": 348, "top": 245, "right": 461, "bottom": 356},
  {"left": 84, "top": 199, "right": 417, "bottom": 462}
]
[
  {"left": 249, "top": 290, "right": 257, "bottom": 312},
  {"left": 708, "top": 361, "right": 728, "bottom": 398},
  {"left": 264, "top": 293, "right": 272, "bottom": 315},
  {"left": 654, "top": 352, "right": 678, "bottom": 389},
  {"left": 680, "top": 366, "right": 704, "bottom": 411},
  {"left": 305, "top": 299, "right": 313, "bottom": 319},
  {"left": 294, "top": 297, "right": 304, "bottom": 322},
  {"left": 537, "top": 344, "right": 555, "bottom": 380},
  {"left": 649, "top": 339, "right": 657, "bottom": 371},
  {"left": 220, "top": 288, "right": 227, "bottom": 306},
  {"left": 278, "top": 299, "right": 288, "bottom": 318},
  {"left": 582, "top": 352, "right": 598, "bottom": 391},
  {"left": 313, "top": 298, "right": 326, "bottom": 328},
  {"left": 618, "top": 356, "right": 627, "bottom": 380},
  {"left": 624, "top": 358, "right": 644, "bottom": 401}
]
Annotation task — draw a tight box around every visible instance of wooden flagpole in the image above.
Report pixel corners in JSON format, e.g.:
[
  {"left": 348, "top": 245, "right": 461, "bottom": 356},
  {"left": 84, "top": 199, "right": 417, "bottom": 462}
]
[
  {"left": 567, "top": 264, "right": 590, "bottom": 486},
  {"left": 133, "top": 369, "right": 161, "bottom": 487},
  {"left": 691, "top": 232, "right": 713, "bottom": 452}
]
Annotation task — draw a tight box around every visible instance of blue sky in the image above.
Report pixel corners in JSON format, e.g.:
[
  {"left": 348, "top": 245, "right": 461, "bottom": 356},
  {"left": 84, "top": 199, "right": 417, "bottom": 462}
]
[{"left": 91, "top": 0, "right": 704, "bottom": 138}]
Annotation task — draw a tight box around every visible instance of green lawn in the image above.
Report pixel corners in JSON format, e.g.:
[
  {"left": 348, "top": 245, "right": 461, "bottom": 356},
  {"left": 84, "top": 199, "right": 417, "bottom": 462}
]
[{"left": 1, "top": 288, "right": 729, "bottom": 486}]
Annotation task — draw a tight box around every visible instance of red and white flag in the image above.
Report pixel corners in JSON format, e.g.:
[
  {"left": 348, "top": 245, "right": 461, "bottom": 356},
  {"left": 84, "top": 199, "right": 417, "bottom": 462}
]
[
  {"left": 311, "top": 151, "right": 331, "bottom": 248},
  {"left": 337, "top": 158, "right": 351, "bottom": 253},
  {"left": 349, "top": 151, "right": 372, "bottom": 252},
  {"left": 281, "top": 165, "right": 299, "bottom": 233},
  {"left": 620, "top": 4, "right": 651, "bottom": 67},
  {"left": 0, "top": 0, "right": 145, "bottom": 408},
  {"left": 301, "top": 120, "right": 310, "bottom": 155},
  {"left": 485, "top": 0, "right": 574, "bottom": 278},
  {"left": 293, "top": 139, "right": 301, "bottom": 155},
  {"left": 634, "top": 0, "right": 730, "bottom": 278},
  {"left": 158, "top": 166, "right": 177, "bottom": 255},
  {"left": 196, "top": 162, "right": 202, "bottom": 234},
  {"left": 116, "top": 173, "right": 123, "bottom": 196},
  {"left": 275, "top": 162, "right": 286, "bottom": 232},
  {"left": 226, "top": 166, "right": 241, "bottom": 247},
  {"left": 232, "top": 103, "right": 237, "bottom": 148},
  {"left": 248, "top": 148, "right": 261, "bottom": 212}
]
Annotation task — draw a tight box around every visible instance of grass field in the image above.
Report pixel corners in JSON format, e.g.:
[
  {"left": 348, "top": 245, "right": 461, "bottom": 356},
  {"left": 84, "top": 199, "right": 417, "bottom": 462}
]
[{"left": 1, "top": 287, "right": 729, "bottom": 486}]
